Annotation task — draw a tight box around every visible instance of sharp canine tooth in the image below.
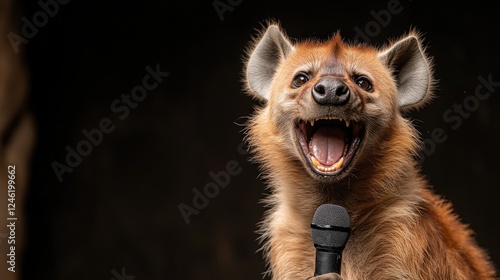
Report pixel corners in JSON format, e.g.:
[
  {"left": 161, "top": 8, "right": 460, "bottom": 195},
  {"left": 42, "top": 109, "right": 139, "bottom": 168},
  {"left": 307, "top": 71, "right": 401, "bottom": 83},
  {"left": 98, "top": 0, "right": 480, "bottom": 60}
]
[
  {"left": 311, "top": 156, "right": 320, "bottom": 167},
  {"left": 345, "top": 119, "right": 350, "bottom": 127},
  {"left": 311, "top": 119, "right": 315, "bottom": 126},
  {"left": 333, "top": 157, "right": 344, "bottom": 170}
]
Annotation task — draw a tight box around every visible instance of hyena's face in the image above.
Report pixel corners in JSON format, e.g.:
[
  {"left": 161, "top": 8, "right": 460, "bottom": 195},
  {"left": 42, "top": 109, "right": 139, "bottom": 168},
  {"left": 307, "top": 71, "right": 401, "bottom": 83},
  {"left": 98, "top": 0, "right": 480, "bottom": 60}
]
[{"left": 245, "top": 25, "right": 432, "bottom": 182}]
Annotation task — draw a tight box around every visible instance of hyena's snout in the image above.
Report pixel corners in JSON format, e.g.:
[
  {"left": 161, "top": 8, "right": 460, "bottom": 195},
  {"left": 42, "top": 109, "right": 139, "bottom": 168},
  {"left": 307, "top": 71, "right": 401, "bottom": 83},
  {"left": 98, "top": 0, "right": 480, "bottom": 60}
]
[{"left": 312, "top": 77, "right": 350, "bottom": 106}]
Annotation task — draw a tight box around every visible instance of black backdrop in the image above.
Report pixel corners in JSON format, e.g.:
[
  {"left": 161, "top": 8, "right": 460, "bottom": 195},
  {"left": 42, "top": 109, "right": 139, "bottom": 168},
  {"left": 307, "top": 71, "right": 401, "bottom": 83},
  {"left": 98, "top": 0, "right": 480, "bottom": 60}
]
[{"left": 17, "top": 0, "right": 500, "bottom": 279}]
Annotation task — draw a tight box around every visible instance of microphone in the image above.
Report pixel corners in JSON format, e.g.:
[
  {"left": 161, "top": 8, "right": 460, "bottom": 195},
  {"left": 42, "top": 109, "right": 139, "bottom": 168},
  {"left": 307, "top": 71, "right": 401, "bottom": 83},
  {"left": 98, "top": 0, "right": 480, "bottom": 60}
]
[{"left": 311, "top": 204, "right": 351, "bottom": 276}]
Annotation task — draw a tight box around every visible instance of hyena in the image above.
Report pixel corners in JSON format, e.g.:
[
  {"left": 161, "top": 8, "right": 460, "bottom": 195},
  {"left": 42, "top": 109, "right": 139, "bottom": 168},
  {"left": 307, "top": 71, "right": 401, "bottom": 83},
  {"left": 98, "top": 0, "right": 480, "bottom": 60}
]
[{"left": 243, "top": 24, "right": 496, "bottom": 280}]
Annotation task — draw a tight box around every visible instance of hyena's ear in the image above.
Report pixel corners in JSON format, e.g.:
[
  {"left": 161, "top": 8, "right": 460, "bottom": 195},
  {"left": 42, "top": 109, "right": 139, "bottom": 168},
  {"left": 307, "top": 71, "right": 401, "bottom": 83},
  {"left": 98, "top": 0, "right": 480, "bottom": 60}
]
[
  {"left": 245, "top": 24, "right": 294, "bottom": 101},
  {"left": 378, "top": 32, "right": 434, "bottom": 110}
]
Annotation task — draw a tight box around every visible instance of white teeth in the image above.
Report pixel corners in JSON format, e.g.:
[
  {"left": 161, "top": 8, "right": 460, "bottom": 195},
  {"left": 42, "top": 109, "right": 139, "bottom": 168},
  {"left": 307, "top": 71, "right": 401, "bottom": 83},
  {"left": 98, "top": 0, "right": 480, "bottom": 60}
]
[
  {"left": 310, "top": 156, "right": 345, "bottom": 173},
  {"left": 306, "top": 117, "right": 351, "bottom": 127}
]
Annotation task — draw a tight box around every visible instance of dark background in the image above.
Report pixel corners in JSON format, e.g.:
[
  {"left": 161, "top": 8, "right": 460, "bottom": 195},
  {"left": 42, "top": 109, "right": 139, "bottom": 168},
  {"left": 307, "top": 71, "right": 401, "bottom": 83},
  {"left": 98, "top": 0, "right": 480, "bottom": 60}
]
[{"left": 15, "top": 0, "right": 500, "bottom": 279}]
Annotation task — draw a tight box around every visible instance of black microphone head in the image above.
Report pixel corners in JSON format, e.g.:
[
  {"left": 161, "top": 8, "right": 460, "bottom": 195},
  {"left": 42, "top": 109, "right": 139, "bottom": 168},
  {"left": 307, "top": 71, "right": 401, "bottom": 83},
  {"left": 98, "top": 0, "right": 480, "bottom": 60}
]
[{"left": 311, "top": 204, "right": 350, "bottom": 250}]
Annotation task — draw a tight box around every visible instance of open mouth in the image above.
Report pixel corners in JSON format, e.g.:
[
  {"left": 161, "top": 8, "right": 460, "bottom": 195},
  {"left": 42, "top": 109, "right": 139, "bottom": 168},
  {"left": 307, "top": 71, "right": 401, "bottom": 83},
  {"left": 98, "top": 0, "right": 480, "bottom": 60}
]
[{"left": 296, "top": 117, "right": 364, "bottom": 176}]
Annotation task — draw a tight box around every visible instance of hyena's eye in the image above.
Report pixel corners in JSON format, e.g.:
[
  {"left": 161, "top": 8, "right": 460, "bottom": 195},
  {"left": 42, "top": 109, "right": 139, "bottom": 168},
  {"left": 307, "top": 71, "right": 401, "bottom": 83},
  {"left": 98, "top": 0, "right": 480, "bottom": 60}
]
[
  {"left": 355, "top": 76, "right": 373, "bottom": 92},
  {"left": 292, "top": 72, "right": 310, "bottom": 88}
]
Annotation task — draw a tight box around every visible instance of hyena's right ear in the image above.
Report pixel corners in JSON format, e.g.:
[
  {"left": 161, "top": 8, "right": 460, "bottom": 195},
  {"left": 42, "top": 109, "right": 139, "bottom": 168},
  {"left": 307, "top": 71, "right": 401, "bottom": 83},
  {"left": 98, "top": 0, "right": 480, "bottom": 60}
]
[
  {"left": 245, "top": 25, "right": 294, "bottom": 101},
  {"left": 378, "top": 32, "right": 434, "bottom": 110}
]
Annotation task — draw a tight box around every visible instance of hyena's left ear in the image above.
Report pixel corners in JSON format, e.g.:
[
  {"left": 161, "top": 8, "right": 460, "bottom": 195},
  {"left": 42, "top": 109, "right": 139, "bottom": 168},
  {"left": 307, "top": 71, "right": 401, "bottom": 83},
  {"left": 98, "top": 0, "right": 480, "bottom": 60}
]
[
  {"left": 378, "top": 32, "right": 434, "bottom": 110},
  {"left": 245, "top": 24, "right": 294, "bottom": 101}
]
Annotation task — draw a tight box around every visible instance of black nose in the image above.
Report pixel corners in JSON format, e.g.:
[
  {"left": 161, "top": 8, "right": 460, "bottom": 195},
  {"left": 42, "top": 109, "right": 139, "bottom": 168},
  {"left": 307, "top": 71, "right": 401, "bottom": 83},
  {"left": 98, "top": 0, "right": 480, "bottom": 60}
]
[{"left": 312, "top": 78, "right": 350, "bottom": 105}]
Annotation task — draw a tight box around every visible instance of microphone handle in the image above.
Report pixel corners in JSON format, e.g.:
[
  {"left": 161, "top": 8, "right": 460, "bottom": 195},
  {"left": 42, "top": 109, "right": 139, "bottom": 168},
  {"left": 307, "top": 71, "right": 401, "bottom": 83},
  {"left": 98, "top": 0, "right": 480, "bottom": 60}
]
[{"left": 314, "top": 248, "right": 342, "bottom": 276}]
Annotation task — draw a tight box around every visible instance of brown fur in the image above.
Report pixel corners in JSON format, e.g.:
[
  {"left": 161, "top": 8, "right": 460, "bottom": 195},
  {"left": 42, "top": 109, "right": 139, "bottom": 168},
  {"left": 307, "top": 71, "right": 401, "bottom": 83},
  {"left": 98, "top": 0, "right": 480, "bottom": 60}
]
[{"left": 243, "top": 24, "right": 496, "bottom": 279}]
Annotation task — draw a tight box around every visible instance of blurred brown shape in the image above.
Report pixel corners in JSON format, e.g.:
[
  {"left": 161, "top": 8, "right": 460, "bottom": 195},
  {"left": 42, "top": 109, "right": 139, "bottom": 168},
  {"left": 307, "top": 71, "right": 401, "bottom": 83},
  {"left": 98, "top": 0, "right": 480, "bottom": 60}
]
[{"left": 0, "top": 0, "right": 35, "bottom": 279}]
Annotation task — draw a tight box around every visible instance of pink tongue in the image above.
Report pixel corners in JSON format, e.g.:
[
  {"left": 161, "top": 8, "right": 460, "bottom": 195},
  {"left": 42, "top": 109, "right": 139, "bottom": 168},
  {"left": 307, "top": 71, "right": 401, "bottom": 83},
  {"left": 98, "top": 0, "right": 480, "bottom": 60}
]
[{"left": 310, "top": 127, "right": 345, "bottom": 166}]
